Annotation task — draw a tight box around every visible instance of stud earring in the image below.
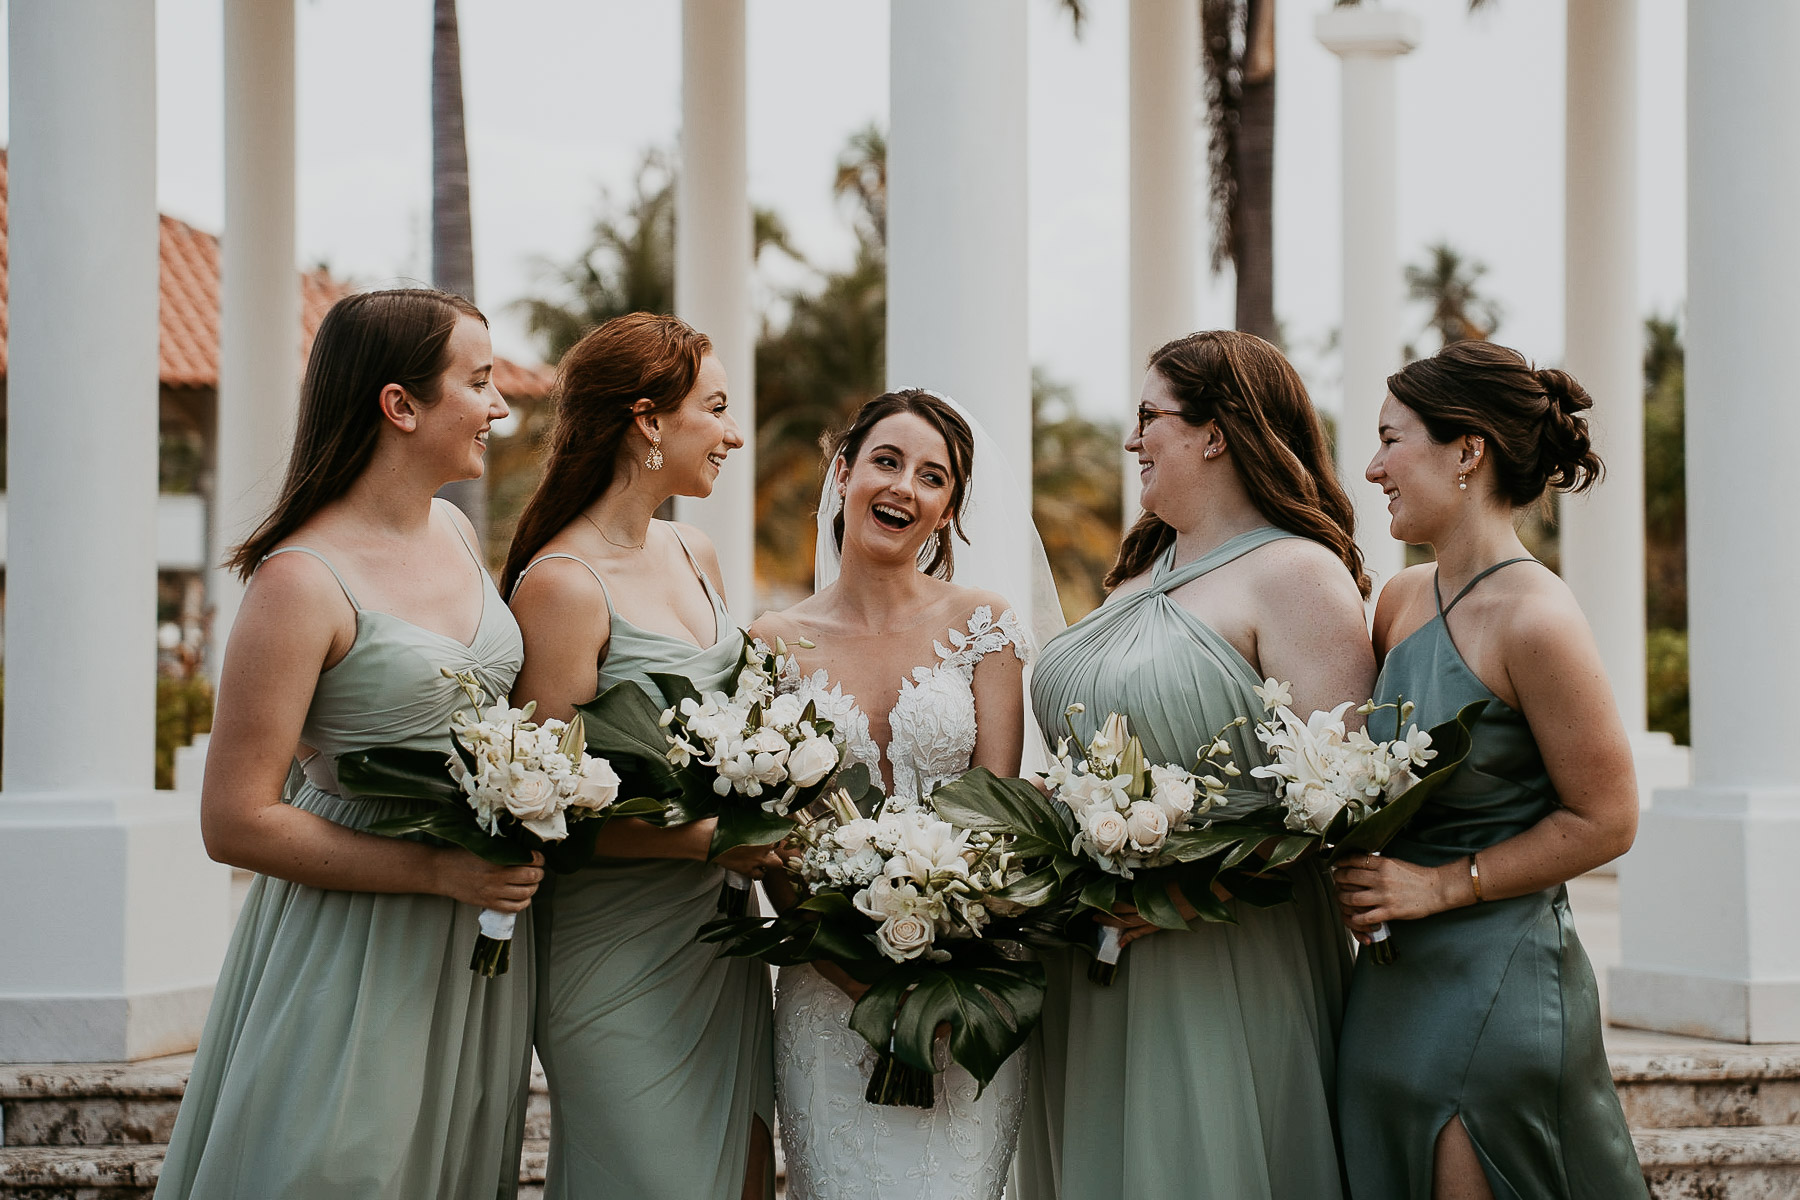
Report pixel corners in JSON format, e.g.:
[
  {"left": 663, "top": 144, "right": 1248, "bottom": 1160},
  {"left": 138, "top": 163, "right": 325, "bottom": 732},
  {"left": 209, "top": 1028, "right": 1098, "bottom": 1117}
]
[{"left": 645, "top": 435, "right": 663, "bottom": 472}]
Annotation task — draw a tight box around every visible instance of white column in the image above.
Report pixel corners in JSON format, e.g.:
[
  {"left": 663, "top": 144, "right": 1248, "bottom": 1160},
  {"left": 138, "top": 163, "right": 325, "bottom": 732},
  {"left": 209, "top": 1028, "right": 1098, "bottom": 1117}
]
[
  {"left": 675, "top": 0, "right": 754, "bottom": 618},
  {"left": 1125, "top": 0, "right": 1200, "bottom": 521},
  {"left": 1559, "top": 0, "right": 1689, "bottom": 819},
  {"left": 1316, "top": 7, "right": 1418, "bottom": 595},
  {"left": 888, "top": 0, "right": 1032, "bottom": 620},
  {"left": 1, "top": 0, "right": 231, "bottom": 1062},
  {"left": 1611, "top": 0, "right": 1800, "bottom": 1042},
  {"left": 210, "top": 0, "right": 299, "bottom": 678}
]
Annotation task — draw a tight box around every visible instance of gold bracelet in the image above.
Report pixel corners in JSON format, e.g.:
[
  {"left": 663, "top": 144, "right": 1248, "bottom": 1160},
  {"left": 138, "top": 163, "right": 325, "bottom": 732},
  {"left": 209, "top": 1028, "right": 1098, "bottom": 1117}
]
[{"left": 1469, "top": 853, "right": 1485, "bottom": 903}]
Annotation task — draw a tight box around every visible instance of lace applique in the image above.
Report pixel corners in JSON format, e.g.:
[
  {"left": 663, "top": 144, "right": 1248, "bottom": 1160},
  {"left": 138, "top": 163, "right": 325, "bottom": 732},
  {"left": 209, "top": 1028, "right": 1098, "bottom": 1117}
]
[
  {"left": 779, "top": 657, "right": 882, "bottom": 782},
  {"left": 933, "top": 605, "right": 1032, "bottom": 676}
]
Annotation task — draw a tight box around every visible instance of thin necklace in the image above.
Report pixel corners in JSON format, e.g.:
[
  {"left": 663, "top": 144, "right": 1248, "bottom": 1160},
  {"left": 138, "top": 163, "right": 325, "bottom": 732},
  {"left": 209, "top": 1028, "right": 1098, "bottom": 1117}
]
[{"left": 581, "top": 510, "right": 646, "bottom": 551}]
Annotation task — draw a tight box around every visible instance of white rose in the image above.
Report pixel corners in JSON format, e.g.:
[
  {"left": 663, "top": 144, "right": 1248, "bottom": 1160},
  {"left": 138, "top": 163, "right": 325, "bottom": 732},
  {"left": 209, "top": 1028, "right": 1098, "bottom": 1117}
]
[
  {"left": 786, "top": 736, "right": 839, "bottom": 788},
  {"left": 1125, "top": 800, "right": 1169, "bottom": 852},
  {"left": 504, "top": 767, "right": 561, "bottom": 822},
  {"left": 766, "top": 693, "right": 806, "bottom": 729},
  {"left": 833, "top": 817, "right": 882, "bottom": 854},
  {"left": 1284, "top": 782, "right": 1344, "bottom": 835},
  {"left": 1149, "top": 764, "right": 1199, "bottom": 825},
  {"left": 1084, "top": 807, "right": 1130, "bottom": 856},
  {"left": 875, "top": 912, "right": 935, "bottom": 962},
  {"left": 571, "top": 756, "right": 621, "bottom": 812},
  {"left": 742, "top": 725, "right": 792, "bottom": 756},
  {"left": 855, "top": 874, "right": 922, "bottom": 922}
]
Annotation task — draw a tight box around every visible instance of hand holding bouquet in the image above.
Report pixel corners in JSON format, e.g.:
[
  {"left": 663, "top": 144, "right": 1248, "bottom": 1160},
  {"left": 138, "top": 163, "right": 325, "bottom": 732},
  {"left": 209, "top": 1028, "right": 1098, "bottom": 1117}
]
[
  {"left": 336, "top": 670, "right": 662, "bottom": 975},
  {"left": 1246, "top": 678, "right": 1485, "bottom": 963},
  {"left": 703, "top": 790, "right": 1042, "bottom": 1107},
  {"left": 580, "top": 637, "right": 864, "bottom": 914}
]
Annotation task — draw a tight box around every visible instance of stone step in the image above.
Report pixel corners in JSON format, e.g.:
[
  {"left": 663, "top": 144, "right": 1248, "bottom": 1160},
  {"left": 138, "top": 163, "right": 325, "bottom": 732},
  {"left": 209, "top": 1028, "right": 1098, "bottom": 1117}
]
[
  {"left": 0, "top": 1140, "right": 553, "bottom": 1198},
  {"left": 1614, "top": 1046, "right": 1800, "bottom": 1129},
  {"left": 0, "top": 1058, "right": 551, "bottom": 1148},
  {"left": 1637, "top": 1125, "right": 1800, "bottom": 1199}
]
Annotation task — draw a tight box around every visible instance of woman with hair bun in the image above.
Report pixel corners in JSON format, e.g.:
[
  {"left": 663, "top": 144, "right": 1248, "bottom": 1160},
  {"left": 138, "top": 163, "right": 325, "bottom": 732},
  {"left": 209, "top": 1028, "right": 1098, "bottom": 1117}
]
[
  {"left": 504, "top": 313, "right": 778, "bottom": 1199},
  {"left": 1335, "top": 340, "right": 1643, "bottom": 1198}
]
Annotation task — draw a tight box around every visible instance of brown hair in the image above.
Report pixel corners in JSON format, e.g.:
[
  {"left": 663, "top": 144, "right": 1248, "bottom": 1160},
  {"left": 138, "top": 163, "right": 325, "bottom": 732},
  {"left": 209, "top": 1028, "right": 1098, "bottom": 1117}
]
[
  {"left": 1385, "top": 340, "right": 1603, "bottom": 506},
  {"left": 227, "top": 288, "right": 485, "bottom": 578},
  {"left": 1106, "top": 330, "right": 1370, "bottom": 597},
  {"left": 501, "top": 313, "right": 713, "bottom": 596},
  {"left": 828, "top": 389, "right": 975, "bottom": 579}
]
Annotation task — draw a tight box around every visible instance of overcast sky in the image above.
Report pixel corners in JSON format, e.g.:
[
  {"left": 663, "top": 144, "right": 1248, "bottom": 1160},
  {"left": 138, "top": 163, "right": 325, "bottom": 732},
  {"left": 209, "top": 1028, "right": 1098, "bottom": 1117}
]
[{"left": 4, "top": 0, "right": 1687, "bottom": 419}]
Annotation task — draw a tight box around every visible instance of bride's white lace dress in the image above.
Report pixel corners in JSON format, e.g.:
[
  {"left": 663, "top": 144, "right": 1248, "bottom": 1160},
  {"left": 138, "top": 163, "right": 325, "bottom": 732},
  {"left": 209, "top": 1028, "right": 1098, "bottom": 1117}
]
[{"left": 775, "top": 605, "right": 1032, "bottom": 1200}]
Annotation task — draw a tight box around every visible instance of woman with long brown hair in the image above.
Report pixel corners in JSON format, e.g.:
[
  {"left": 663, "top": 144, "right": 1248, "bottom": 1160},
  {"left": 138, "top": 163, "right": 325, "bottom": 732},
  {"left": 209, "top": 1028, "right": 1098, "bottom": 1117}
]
[
  {"left": 157, "top": 289, "right": 543, "bottom": 1199},
  {"left": 504, "top": 312, "right": 778, "bottom": 1200},
  {"left": 1018, "top": 330, "right": 1373, "bottom": 1198},
  {"left": 1335, "top": 342, "right": 1641, "bottom": 1198}
]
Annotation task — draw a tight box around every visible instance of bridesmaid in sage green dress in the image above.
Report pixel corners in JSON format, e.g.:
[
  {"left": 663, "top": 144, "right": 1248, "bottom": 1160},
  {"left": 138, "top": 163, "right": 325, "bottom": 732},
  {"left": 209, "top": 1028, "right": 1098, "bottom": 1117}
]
[
  {"left": 1336, "top": 341, "right": 1643, "bottom": 1199},
  {"left": 158, "top": 290, "right": 545, "bottom": 1199},
  {"left": 1019, "top": 331, "right": 1375, "bottom": 1200},
  {"left": 503, "top": 313, "right": 779, "bottom": 1200}
]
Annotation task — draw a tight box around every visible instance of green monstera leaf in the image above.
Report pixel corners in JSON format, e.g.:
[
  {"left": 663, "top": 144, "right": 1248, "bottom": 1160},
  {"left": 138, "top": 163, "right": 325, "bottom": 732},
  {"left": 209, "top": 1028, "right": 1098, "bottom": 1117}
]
[
  {"left": 848, "top": 955, "right": 1045, "bottom": 1095},
  {"left": 335, "top": 746, "right": 464, "bottom": 805}
]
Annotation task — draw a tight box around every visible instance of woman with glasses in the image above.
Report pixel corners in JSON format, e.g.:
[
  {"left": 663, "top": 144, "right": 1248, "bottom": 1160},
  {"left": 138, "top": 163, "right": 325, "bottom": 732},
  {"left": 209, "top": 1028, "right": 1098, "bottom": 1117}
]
[{"left": 1015, "top": 331, "right": 1373, "bottom": 1200}]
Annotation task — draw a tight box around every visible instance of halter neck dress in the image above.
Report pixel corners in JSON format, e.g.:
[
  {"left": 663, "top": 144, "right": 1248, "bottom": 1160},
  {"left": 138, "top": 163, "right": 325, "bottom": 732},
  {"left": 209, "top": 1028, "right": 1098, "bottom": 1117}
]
[
  {"left": 1337, "top": 559, "right": 1643, "bottom": 1199},
  {"left": 157, "top": 506, "right": 533, "bottom": 1200},
  {"left": 1016, "top": 527, "right": 1353, "bottom": 1200},
  {"left": 513, "top": 525, "right": 776, "bottom": 1200}
]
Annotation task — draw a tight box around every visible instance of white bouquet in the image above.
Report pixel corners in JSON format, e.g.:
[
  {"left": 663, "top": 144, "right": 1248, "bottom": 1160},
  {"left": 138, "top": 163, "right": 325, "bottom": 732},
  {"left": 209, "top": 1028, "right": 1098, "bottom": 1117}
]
[
  {"left": 337, "top": 669, "right": 655, "bottom": 976},
  {"left": 1248, "top": 678, "right": 1481, "bottom": 964}
]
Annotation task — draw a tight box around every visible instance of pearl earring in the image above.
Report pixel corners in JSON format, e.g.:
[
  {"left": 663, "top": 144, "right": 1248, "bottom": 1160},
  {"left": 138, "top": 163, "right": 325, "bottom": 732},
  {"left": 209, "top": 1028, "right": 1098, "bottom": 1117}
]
[
  {"left": 1458, "top": 474, "right": 1469, "bottom": 491},
  {"left": 645, "top": 435, "right": 663, "bottom": 471}
]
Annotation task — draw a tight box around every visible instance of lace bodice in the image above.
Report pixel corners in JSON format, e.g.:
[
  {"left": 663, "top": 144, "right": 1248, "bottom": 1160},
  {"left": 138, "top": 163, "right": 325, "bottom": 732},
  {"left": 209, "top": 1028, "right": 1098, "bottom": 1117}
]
[{"left": 781, "top": 605, "right": 1030, "bottom": 805}]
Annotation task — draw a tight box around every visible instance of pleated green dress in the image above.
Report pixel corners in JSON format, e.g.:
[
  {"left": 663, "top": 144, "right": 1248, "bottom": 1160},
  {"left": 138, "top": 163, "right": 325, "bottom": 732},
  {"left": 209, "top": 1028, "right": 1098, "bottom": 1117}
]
[
  {"left": 516, "top": 533, "right": 776, "bottom": 1200},
  {"left": 1019, "top": 527, "right": 1354, "bottom": 1200},
  {"left": 1337, "top": 559, "right": 1643, "bottom": 1199},
  {"left": 157, "top": 529, "right": 534, "bottom": 1199}
]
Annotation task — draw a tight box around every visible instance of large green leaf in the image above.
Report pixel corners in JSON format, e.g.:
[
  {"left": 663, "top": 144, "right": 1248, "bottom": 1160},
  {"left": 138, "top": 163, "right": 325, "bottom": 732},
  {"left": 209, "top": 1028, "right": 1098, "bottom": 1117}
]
[
  {"left": 849, "top": 959, "right": 1045, "bottom": 1093},
  {"left": 833, "top": 762, "right": 884, "bottom": 816},
  {"left": 709, "top": 802, "right": 795, "bottom": 858},
  {"left": 365, "top": 807, "right": 537, "bottom": 865},
  {"left": 575, "top": 682, "right": 685, "bottom": 795},
  {"left": 1328, "top": 700, "right": 1487, "bottom": 862},
  {"left": 335, "top": 746, "right": 462, "bottom": 804},
  {"left": 649, "top": 670, "right": 703, "bottom": 713},
  {"left": 930, "top": 768, "right": 1070, "bottom": 862},
  {"left": 1130, "top": 875, "right": 1189, "bottom": 930}
]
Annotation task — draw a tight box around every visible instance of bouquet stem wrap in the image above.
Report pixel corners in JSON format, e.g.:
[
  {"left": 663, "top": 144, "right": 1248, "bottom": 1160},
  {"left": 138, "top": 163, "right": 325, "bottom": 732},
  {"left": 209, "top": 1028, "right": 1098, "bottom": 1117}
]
[
  {"left": 1088, "top": 922, "right": 1124, "bottom": 986},
  {"left": 719, "top": 869, "right": 752, "bottom": 917},
  {"left": 865, "top": 1039, "right": 937, "bottom": 1108},
  {"left": 472, "top": 908, "right": 517, "bottom": 977}
]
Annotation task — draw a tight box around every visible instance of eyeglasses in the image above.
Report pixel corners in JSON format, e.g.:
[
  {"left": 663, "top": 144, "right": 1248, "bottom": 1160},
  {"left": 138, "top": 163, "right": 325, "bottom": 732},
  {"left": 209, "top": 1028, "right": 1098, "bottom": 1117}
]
[{"left": 1135, "top": 404, "right": 1185, "bottom": 435}]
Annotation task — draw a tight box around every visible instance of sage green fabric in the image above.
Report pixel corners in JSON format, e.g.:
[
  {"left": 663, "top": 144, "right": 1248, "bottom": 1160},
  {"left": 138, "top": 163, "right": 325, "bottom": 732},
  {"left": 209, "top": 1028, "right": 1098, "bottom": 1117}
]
[
  {"left": 522, "top": 538, "right": 776, "bottom": 1200},
  {"left": 1017, "top": 527, "right": 1353, "bottom": 1200},
  {"left": 157, "top": 536, "right": 533, "bottom": 1200},
  {"left": 1338, "top": 560, "right": 1644, "bottom": 1199}
]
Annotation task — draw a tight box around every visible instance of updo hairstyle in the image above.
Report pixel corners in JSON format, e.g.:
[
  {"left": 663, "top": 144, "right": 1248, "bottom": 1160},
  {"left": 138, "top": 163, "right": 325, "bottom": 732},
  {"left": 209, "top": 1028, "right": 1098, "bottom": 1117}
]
[
  {"left": 1386, "top": 341, "right": 1604, "bottom": 506},
  {"left": 828, "top": 389, "right": 975, "bottom": 579}
]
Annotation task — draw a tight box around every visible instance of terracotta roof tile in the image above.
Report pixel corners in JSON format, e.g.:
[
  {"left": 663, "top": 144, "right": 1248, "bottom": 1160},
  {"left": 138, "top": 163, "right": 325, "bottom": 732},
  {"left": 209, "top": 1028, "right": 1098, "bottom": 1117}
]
[{"left": 0, "top": 148, "right": 552, "bottom": 398}]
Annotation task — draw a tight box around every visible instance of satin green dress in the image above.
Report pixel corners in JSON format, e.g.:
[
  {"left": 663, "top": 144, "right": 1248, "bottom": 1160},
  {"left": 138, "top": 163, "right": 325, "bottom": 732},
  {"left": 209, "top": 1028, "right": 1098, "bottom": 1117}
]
[
  {"left": 517, "top": 533, "right": 776, "bottom": 1200},
  {"left": 157, "top": 525, "right": 534, "bottom": 1199},
  {"left": 1338, "top": 559, "right": 1643, "bottom": 1199},
  {"left": 1019, "top": 527, "right": 1354, "bottom": 1200}
]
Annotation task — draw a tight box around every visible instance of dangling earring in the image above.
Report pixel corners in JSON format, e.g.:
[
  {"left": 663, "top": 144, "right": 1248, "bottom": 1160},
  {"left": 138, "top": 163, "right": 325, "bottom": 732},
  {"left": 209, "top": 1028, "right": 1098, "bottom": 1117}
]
[
  {"left": 645, "top": 435, "right": 663, "bottom": 472},
  {"left": 1458, "top": 473, "right": 1469, "bottom": 491}
]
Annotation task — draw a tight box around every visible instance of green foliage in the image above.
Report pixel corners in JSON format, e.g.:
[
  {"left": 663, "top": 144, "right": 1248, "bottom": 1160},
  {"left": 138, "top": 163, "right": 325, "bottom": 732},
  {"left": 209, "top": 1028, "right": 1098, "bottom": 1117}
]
[
  {"left": 1033, "top": 374, "right": 1124, "bottom": 620},
  {"left": 1646, "top": 627, "right": 1689, "bottom": 746},
  {"left": 1404, "top": 241, "right": 1503, "bottom": 353},
  {"left": 1644, "top": 313, "right": 1686, "bottom": 630},
  {"left": 156, "top": 675, "right": 214, "bottom": 790}
]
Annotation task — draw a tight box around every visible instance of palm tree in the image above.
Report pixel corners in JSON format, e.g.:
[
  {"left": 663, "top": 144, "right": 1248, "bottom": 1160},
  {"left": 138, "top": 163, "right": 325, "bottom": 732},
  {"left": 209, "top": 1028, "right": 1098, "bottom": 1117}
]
[
  {"left": 430, "top": 0, "right": 485, "bottom": 542},
  {"left": 1403, "top": 241, "right": 1503, "bottom": 351}
]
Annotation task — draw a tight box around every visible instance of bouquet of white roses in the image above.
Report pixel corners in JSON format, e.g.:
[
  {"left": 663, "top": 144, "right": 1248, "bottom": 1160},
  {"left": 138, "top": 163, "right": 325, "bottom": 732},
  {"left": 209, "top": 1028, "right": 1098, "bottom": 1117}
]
[
  {"left": 1247, "top": 678, "right": 1486, "bottom": 964},
  {"left": 932, "top": 707, "right": 1313, "bottom": 987},
  {"left": 580, "top": 637, "right": 861, "bottom": 915},
  {"left": 336, "top": 670, "right": 662, "bottom": 976},
  {"left": 703, "top": 790, "right": 1043, "bottom": 1108}
]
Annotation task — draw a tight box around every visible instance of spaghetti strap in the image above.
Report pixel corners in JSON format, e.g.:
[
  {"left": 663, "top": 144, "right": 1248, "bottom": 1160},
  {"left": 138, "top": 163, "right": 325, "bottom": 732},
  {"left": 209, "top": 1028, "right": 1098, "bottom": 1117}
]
[
  {"left": 1434, "top": 556, "right": 1537, "bottom": 617},
  {"left": 439, "top": 499, "right": 488, "bottom": 574},
  {"left": 666, "top": 523, "right": 724, "bottom": 605},
  {"left": 260, "top": 546, "right": 360, "bottom": 610},
  {"left": 511, "top": 552, "right": 613, "bottom": 609}
]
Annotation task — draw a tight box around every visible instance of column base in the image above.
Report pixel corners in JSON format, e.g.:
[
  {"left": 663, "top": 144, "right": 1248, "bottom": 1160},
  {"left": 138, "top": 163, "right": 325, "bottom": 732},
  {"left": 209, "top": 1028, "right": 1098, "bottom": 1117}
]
[
  {"left": 1611, "top": 784, "right": 1800, "bottom": 1043},
  {"left": 0, "top": 789, "right": 232, "bottom": 1063}
]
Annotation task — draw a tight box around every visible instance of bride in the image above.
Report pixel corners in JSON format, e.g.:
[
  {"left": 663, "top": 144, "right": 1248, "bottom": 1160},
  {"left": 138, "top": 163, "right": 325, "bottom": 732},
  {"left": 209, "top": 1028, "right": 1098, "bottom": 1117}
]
[{"left": 752, "top": 388, "right": 1060, "bottom": 1200}]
